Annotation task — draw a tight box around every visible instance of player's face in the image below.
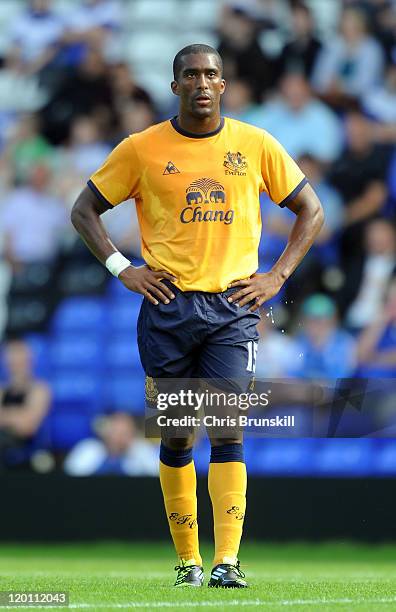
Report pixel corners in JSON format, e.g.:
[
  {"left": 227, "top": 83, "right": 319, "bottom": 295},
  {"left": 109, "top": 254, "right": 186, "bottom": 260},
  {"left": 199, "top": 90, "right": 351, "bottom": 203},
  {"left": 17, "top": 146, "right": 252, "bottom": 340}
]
[{"left": 172, "top": 53, "right": 225, "bottom": 119}]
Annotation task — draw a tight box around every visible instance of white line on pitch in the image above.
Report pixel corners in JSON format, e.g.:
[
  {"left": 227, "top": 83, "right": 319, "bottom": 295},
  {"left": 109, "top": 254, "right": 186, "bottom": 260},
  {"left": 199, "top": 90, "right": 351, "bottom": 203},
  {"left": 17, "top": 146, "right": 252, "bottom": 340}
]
[
  {"left": 2, "top": 596, "right": 396, "bottom": 609},
  {"left": 69, "top": 597, "right": 396, "bottom": 608}
]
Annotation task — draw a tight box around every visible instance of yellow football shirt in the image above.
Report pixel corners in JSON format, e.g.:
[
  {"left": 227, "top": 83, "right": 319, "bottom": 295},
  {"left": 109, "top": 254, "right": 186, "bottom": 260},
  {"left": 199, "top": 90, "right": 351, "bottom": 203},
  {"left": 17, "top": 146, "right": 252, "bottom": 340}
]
[{"left": 88, "top": 116, "right": 306, "bottom": 292}]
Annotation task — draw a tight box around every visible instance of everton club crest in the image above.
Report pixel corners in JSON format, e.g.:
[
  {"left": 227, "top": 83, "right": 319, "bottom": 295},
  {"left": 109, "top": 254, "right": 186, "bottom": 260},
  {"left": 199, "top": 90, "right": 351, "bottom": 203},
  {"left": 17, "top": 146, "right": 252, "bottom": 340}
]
[{"left": 223, "top": 151, "right": 247, "bottom": 176}]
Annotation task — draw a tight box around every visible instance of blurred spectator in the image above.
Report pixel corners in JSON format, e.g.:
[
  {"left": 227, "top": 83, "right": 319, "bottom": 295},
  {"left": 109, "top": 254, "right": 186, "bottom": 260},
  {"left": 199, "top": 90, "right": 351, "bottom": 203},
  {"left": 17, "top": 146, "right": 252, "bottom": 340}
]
[
  {"left": 217, "top": 4, "right": 277, "bottom": 100},
  {"left": 109, "top": 62, "right": 153, "bottom": 111},
  {"left": 59, "top": 0, "right": 122, "bottom": 67},
  {"left": 368, "top": 0, "right": 396, "bottom": 62},
  {"left": 294, "top": 294, "right": 357, "bottom": 379},
  {"left": 0, "top": 339, "right": 51, "bottom": 469},
  {"left": 312, "top": 6, "right": 385, "bottom": 103},
  {"left": 277, "top": 2, "right": 322, "bottom": 81},
  {"left": 223, "top": 0, "right": 287, "bottom": 25},
  {"left": 221, "top": 79, "right": 259, "bottom": 122},
  {"left": 1, "top": 164, "right": 67, "bottom": 270},
  {"left": 54, "top": 115, "right": 111, "bottom": 211},
  {"left": 64, "top": 412, "right": 158, "bottom": 476},
  {"left": 117, "top": 101, "right": 156, "bottom": 140},
  {"left": 298, "top": 154, "right": 344, "bottom": 254},
  {"left": 260, "top": 154, "right": 344, "bottom": 295},
  {"left": 250, "top": 73, "right": 343, "bottom": 163},
  {"left": 363, "top": 61, "right": 396, "bottom": 123},
  {"left": 109, "top": 62, "right": 154, "bottom": 139},
  {"left": 8, "top": 0, "right": 64, "bottom": 75},
  {"left": 58, "top": 115, "right": 111, "bottom": 179},
  {"left": 42, "top": 49, "right": 113, "bottom": 144},
  {"left": 329, "top": 110, "right": 391, "bottom": 259},
  {"left": 356, "top": 278, "right": 396, "bottom": 376},
  {"left": 0, "top": 114, "right": 53, "bottom": 187},
  {"left": 255, "top": 315, "right": 300, "bottom": 378},
  {"left": 101, "top": 201, "right": 141, "bottom": 255},
  {"left": 0, "top": 52, "right": 47, "bottom": 117},
  {"left": 345, "top": 219, "right": 396, "bottom": 330}
]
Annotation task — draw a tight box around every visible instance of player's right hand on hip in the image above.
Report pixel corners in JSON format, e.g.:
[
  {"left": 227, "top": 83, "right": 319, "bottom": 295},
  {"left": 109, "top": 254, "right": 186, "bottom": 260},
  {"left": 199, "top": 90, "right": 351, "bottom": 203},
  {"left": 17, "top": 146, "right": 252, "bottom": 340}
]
[{"left": 118, "top": 265, "right": 176, "bottom": 305}]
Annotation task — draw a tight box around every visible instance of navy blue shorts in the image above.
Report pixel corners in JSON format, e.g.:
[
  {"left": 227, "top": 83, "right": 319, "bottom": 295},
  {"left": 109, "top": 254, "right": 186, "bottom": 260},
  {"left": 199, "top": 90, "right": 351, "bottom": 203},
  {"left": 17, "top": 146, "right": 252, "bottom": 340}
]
[{"left": 137, "top": 282, "right": 260, "bottom": 391}]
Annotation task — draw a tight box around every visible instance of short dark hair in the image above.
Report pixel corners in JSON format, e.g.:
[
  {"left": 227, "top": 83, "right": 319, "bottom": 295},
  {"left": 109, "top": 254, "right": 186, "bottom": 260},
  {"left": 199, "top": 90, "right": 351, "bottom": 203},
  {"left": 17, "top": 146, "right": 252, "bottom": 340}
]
[{"left": 173, "top": 44, "right": 223, "bottom": 80}]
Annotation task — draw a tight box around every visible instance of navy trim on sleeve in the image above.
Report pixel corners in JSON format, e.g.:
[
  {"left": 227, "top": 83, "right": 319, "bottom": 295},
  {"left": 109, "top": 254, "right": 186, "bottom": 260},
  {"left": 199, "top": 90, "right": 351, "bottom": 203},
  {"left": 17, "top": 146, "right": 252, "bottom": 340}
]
[
  {"left": 87, "top": 179, "right": 113, "bottom": 209},
  {"left": 278, "top": 177, "right": 308, "bottom": 208}
]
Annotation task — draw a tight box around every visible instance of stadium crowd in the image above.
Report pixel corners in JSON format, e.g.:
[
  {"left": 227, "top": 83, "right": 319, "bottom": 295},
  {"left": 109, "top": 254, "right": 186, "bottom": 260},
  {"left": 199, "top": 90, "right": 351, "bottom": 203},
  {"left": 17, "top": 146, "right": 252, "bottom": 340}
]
[{"left": 1, "top": 0, "right": 396, "bottom": 473}]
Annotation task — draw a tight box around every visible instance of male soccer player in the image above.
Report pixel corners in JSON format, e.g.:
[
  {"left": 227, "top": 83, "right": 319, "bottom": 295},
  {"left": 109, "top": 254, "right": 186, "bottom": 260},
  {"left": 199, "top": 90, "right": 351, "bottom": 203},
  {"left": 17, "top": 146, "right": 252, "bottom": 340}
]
[{"left": 71, "top": 44, "right": 324, "bottom": 588}]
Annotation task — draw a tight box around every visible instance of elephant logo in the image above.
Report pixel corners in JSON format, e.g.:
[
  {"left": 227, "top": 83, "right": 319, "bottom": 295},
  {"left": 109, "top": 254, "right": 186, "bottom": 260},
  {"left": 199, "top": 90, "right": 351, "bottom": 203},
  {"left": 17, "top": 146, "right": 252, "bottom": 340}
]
[
  {"left": 209, "top": 190, "right": 225, "bottom": 203},
  {"left": 186, "top": 177, "right": 225, "bottom": 205},
  {"left": 181, "top": 177, "right": 232, "bottom": 224},
  {"left": 186, "top": 191, "right": 203, "bottom": 205},
  {"left": 224, "top": 151, "right": 247, "bottom": 175}
]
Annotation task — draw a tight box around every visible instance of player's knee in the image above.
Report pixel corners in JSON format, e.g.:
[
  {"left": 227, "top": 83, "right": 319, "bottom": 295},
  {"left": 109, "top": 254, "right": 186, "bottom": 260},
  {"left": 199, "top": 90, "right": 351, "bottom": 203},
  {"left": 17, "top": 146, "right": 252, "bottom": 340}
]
[
  {"left": 160, "top": 437, "right": 194, "bottom": 468},
  {"left": 161, "top": 436, "right": 194, "bottom": 451}
]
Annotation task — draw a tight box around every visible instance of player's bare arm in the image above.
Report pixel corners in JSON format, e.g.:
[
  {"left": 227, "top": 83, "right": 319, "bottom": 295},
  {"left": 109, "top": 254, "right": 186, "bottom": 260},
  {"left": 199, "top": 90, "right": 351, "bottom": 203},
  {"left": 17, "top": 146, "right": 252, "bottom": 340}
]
[
  {"left": 71, "top": 186, "right": 176, "bottom": 305},
  {"left": 229, "top": 182, "right": 324, "bottom": 311}
]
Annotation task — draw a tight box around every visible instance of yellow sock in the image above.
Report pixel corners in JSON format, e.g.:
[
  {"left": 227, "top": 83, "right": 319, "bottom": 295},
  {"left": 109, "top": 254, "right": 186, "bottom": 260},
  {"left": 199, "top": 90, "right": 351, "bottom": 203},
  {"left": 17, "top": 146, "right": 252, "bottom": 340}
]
[
  {"left": 159, "top": 451, "right": 202, "bottom": 566},
  {"left": 208, "top": 447, "right": 247, "bottom": 566}
]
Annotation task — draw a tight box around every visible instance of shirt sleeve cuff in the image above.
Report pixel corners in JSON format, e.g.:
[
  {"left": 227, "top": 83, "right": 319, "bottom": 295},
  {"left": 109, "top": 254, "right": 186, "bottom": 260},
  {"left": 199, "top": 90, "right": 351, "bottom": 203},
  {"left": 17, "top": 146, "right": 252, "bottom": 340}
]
[
  {"left": 87, "top": 179, "right": 113, "bottom": 208},
  {"left": 278, "top": 177, "right": 308, "bottom": 208}
]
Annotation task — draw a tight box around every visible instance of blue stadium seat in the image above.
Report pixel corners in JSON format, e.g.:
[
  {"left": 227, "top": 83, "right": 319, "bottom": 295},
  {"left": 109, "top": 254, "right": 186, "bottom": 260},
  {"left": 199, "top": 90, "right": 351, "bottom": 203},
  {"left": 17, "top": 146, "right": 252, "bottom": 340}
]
[
  {"left": 51, "top": 297, "right": 106, "bottom": 333},
  {"left": 59, "top": 262, "right": 107, "bottom": 295},
  {"left": 249, "top": 438, "right": 318, "bottom": 476},
  {"left": 49, "top": 335, "right": 104, "bottom": 370},
  {"left": 107, "top": 276, "right": 131, "bottom": 297},
  {"left": 49, "top": 413, "right": 93, "bottom": 450},
  {"left": 243, "top": 439, "right": 261, "bottom": 472},
  {"left": 3, "top": 414, "right": 53, "bottom": 468},
  {"left": 0, "top": 343, "right": 8, "bottom": 382},
  {"left": 107, "top": 298, "right": 142, "bottom": 333},
  {"left": 127, "top": 31, "right": 180, "bottom": 67},
  {"left": 51, "top": 371, "right": 102, "bottom": 413},
  {"left": 194, "top": 438, "right": 317, "bottom": 476},
  {"left": 193, "top": 437, "right": 211, "bottom": 473},
  {"left": 314, "top": 439, "right": 376, "bottom": 476},
  {"left": 126, "top": 0, "right": 179, "bottom": 27},
  {"left": 105, "top": 374, "right": 145, "bottom": 413},
  {"left": 375, "top": 440, "right": 396, "bottom": 475},
  {"left": 24, "top": 333, "right": 50, "bottom": 377},
  {"left": 106, "top": 336, "right": 141, "bottom": 369},
  {"left": 180, "top": 0, "right": 221, "bottom": 29}
]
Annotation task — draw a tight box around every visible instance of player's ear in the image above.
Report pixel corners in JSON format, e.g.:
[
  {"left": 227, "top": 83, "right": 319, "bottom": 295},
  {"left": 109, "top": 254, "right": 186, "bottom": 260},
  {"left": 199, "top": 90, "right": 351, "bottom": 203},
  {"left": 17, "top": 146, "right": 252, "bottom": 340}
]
[
  {"left": 220, "top": 79, "right": 226, "bottom": 96},
  {"left": 171, "top": 80, "right": 179, "bottom": 96}
]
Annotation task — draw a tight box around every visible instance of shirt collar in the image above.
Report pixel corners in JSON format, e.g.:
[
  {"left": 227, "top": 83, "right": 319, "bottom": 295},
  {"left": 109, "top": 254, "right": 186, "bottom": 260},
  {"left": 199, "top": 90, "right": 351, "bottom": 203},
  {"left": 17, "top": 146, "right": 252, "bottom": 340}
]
[{"left": 170, "top": 116, "right": 225, "bottom": 139}]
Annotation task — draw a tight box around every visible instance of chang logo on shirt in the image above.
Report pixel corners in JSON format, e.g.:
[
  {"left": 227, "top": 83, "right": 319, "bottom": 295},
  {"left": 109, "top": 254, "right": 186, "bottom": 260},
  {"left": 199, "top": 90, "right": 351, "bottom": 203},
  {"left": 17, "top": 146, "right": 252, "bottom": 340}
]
[
  {"left": 180, "top": 177, "right": 234, "bottom": 225},
  {"left": 224, "top": 151, "right": 247, "bottom": 176}
]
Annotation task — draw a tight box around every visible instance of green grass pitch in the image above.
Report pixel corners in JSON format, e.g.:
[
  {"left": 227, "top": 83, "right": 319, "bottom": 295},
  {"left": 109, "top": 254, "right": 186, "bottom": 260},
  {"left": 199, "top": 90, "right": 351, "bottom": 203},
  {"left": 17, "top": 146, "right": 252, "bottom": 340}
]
[{"left": 1, "top": 542, "right": 396, "bottom": 611}]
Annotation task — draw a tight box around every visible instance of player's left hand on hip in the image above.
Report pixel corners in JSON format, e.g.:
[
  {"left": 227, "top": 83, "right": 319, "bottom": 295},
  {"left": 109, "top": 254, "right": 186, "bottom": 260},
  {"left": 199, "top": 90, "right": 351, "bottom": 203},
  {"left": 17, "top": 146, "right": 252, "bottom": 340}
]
[{"left": 228, "top": 272, "right": 284, "bottom": 312}]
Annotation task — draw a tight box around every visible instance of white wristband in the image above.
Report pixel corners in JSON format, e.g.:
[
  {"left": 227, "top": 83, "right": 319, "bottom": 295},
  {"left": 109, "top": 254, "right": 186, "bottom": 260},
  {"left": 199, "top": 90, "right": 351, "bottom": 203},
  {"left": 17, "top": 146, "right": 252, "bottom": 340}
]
[{"left": 105, "top": 252, "right": 132, "bottom": 277}]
